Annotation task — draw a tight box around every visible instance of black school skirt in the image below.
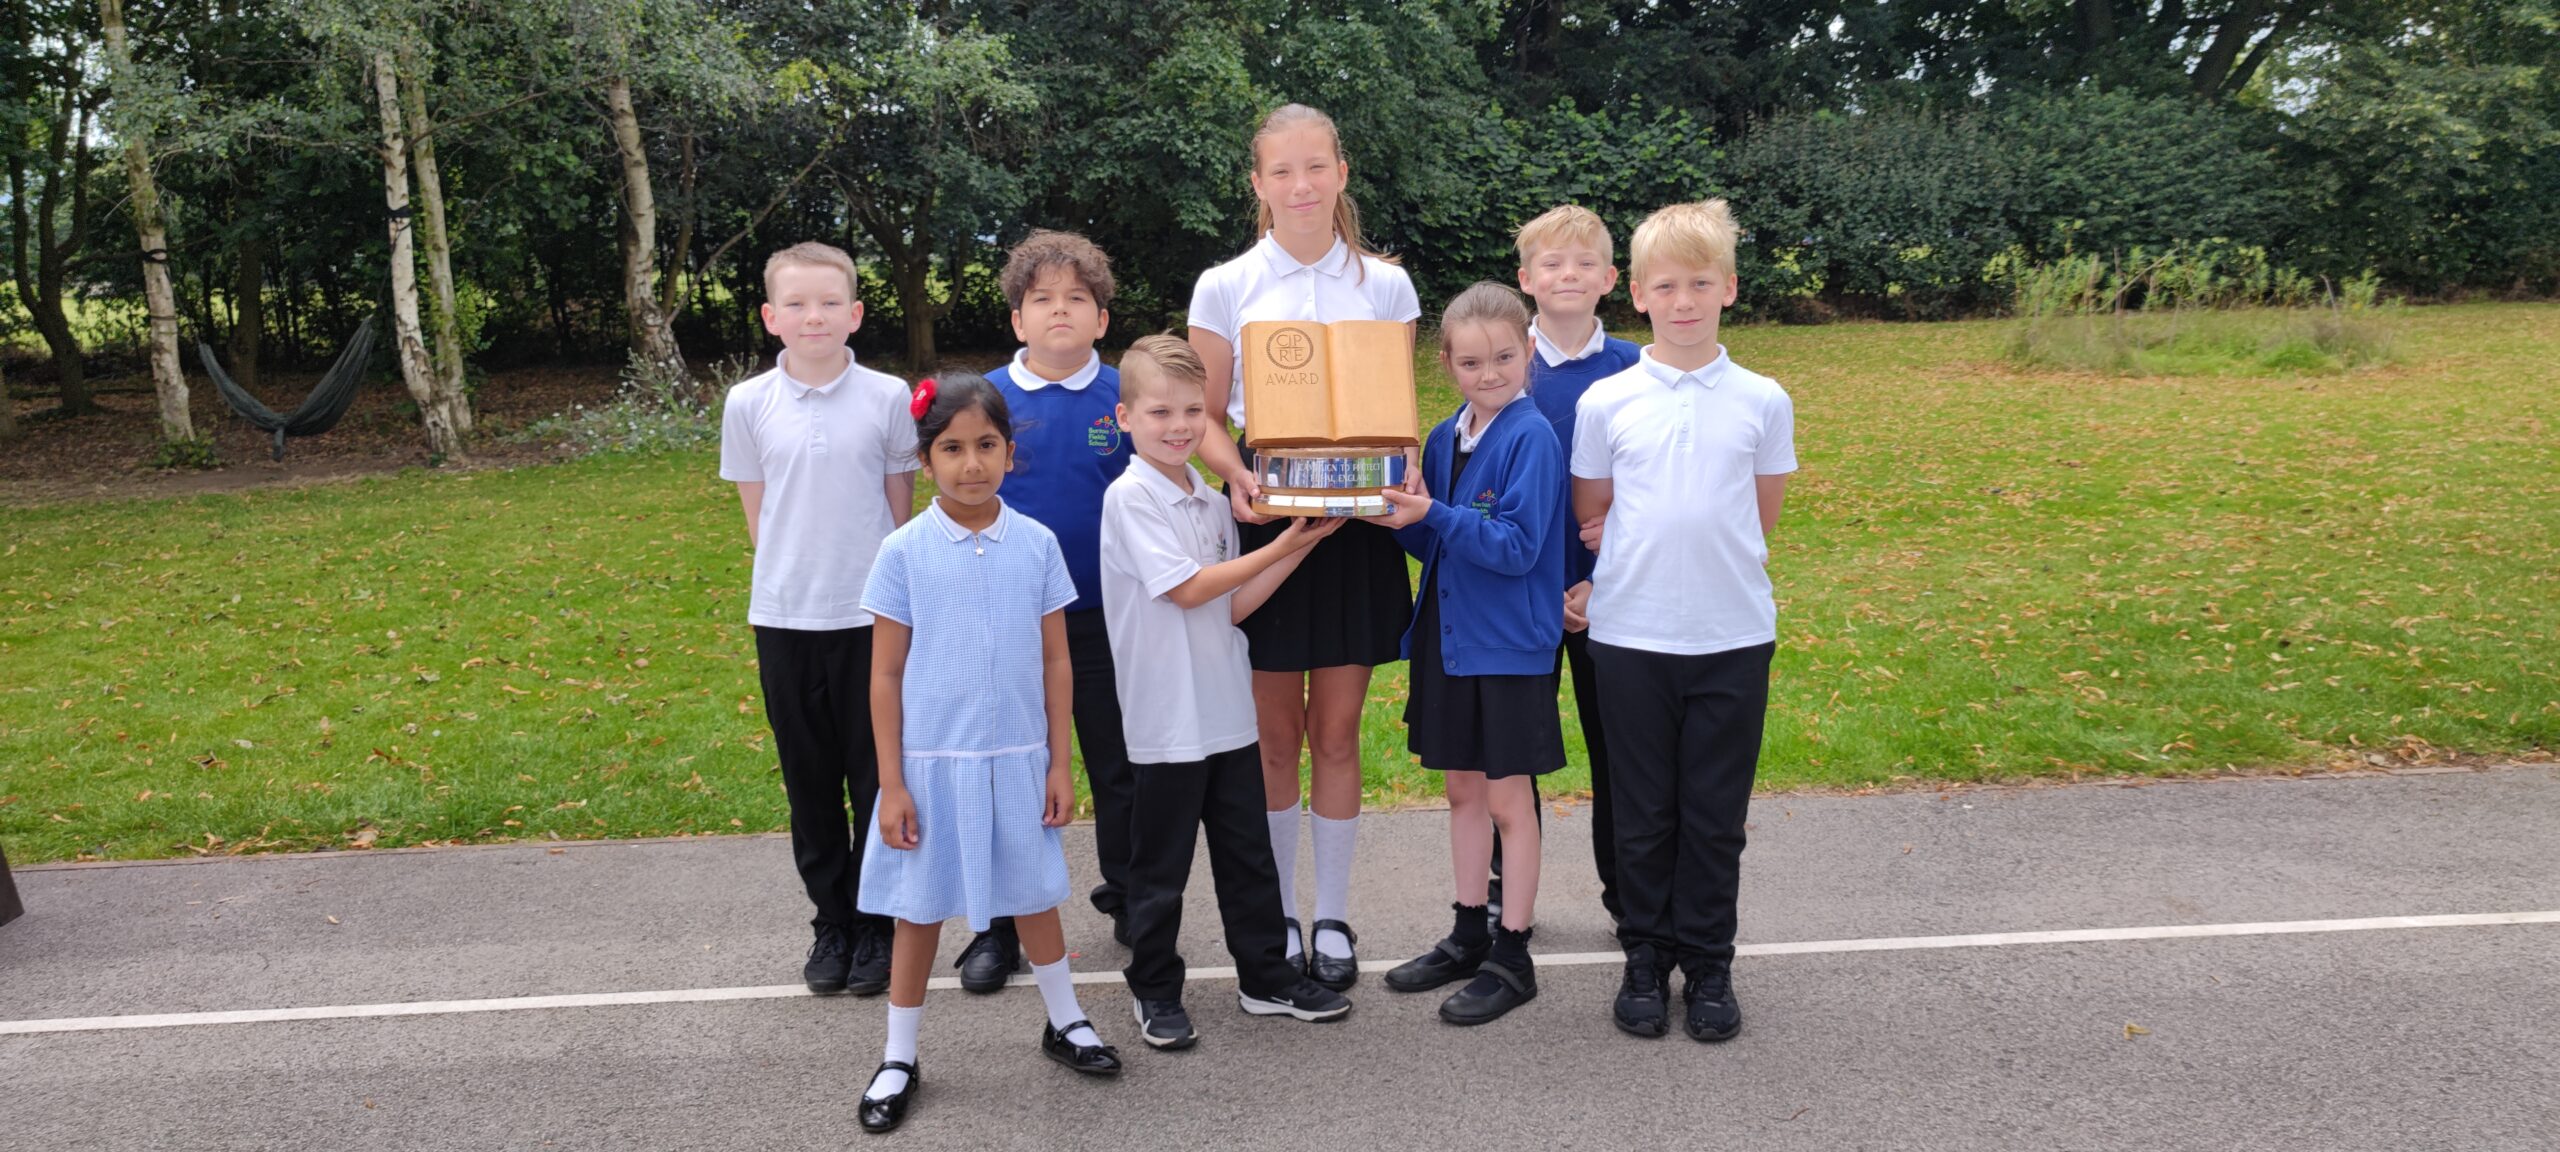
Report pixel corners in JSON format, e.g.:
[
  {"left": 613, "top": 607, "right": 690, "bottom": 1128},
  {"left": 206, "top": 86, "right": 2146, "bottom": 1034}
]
[
  {"left": 1235, "top": 436, "right": 1414, "bottom": 672},
  {"left": 1402, "top": 583, "right": 1566, "bottom": 779}
]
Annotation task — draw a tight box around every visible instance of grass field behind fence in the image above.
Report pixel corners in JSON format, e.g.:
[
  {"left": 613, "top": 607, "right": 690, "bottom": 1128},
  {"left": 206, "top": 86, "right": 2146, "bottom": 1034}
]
[{"left": 4, "top": 304, "right": 2555, "bottom": 862}]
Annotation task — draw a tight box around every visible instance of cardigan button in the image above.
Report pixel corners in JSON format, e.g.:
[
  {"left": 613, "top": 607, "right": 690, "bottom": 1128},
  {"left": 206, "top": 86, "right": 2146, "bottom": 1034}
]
[{"left": 1442, "top": 625, "right": 1452, "bottom": 635}]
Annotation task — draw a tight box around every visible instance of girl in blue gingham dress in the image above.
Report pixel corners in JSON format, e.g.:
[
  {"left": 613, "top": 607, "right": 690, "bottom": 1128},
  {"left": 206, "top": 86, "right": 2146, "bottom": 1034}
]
[{"left": 853, "top": 374, "right": 1120, "bottom": 1136}]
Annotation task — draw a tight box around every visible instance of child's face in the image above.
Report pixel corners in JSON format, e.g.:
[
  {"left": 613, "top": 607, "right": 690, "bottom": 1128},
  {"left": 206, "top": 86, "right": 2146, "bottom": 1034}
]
[
  {"left": 760, "top": 264, "right": 862, "bottom": 353},
  {"left": 1116, "top": 373, "right": 1207, "bottom": 473},
  {"left": 1009, "top": 265, "right": 1108, "bottom": 367},
  {"left": 1249, "top": 125, "right": 1348, "bottom": 239},
  {"left": 922, "top": 405, "right": 1013, "bottom": 509},
  {"left": 1630, "top": 258, "right": 1738, "bottom": 352},
  {"left": 1442, "top": 320, "right": 1530, "bottom": 413},
  {"left": 1517, "top": 243, "right": 1619, "bottom": 318}
]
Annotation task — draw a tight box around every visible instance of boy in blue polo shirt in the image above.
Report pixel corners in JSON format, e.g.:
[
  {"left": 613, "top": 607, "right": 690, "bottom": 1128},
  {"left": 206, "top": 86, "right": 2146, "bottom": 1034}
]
[
  {"left": 1514, "top": 205, "right": 1642, "bottom": 925},
  {"left": 957, "top": 230, "right": 1138, "bottom": 992}
]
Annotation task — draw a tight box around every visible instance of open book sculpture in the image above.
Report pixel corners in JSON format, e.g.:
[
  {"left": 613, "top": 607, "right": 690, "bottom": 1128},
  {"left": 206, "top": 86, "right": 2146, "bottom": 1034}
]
[{"left": 1238, "top": 319, "right": 1417, "bottom": 517}]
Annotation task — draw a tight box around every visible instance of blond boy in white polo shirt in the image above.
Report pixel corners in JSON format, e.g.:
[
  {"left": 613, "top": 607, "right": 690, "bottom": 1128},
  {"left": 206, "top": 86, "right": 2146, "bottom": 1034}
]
[
  {"left": 1570, "top": 201, "right": 1795, "bottom": 1045},
  {"left": 719, "top": 241, "right": 919, "bottom": 998}
]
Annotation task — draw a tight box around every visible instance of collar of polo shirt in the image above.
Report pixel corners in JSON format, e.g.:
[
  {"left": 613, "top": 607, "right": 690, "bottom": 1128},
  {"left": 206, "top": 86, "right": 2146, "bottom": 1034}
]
[
  {"left": 1256, "top": 232, "right": 1352, "bottom": 279},
  {"left": 1637, "top": 345, "right": 1731, "bottom": 390},
  {"left": 928, "top": 500, "right": 1012, "bottom": 542},
  {"left": 1008, "top": 348, "right": 1103, "bottom": 392},
  {"left": 1531, "top": 314, "right": 1610, "bottom": 366},
  {"left": 1134, "top": 460, "right": 1211, "bottom": 505},
  {"left": 773, "top": 350, "right": 857, "bottom": 398}
]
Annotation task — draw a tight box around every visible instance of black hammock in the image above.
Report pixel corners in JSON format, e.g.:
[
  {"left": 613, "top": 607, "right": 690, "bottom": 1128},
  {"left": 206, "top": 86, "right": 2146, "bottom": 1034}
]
[{"left": 198, "top": 315, "right": 380, "bottom": 461}]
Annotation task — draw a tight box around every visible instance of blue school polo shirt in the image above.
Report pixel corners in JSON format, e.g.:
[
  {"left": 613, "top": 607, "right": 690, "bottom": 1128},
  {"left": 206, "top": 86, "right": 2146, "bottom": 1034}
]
[
  {"left": 1526, "top": 321, "right": 1641, "bottom": 588},
  {"left": 988, "top": 350, "right": 1131, "bottom": 615}
]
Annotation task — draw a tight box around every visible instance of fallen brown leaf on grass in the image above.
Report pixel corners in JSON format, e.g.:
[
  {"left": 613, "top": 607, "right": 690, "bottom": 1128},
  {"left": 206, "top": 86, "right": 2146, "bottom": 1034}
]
[{"left": 2124, "top": 1022, "right": 2150, "bottom": 1039}]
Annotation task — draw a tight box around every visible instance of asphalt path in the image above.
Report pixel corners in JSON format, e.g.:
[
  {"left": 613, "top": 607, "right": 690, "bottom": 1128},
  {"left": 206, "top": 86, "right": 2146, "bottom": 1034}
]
[{"left": 3, "top": 765, "right": 2555, "bottom": 1151}]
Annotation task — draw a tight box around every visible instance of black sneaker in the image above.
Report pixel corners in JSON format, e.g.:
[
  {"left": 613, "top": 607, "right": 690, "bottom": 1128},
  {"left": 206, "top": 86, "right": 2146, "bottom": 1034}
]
[
  {"left": 805, "top": 922, "right": 851, "bottom": 995},
  {"left": 1682, "top": 964, "right": 1742, "bottom": 1042},
  {"left": 1132, "top": 997, "right": 1197, "bottom": 1050},
  {"left": 1237, "top": 977, "right": 1352, "bottom": 1023},
  {"left": 1613, "top": 947, "right": 1671, "bottom": 1038},
  {"left": 845, "top": 925, "right": 891, "bottom": 997},
  {"left": 956, "top": 928, "right": 1019, "bottom": 994}
]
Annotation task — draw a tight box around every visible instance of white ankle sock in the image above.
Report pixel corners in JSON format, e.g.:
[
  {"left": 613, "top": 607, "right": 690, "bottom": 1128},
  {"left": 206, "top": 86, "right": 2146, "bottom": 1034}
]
[
  {"left": 1267, "top": 804, "right": 1303, "bottom": 953},
  {"left": 1031, "top": 958, "right": 1100, "bottom": 1047},
  {"left": 868, "top": 1004, "right": 922, "bottom": 1099},
  {"left": 1311, "top": 812, "right": 1358, "bottom": 958}
]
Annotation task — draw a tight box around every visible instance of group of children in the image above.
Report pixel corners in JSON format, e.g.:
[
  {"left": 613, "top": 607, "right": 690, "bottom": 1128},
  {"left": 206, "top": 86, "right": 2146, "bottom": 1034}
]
[{"left": 720, "top": 103, "right": 1795, "bottom": 1134}]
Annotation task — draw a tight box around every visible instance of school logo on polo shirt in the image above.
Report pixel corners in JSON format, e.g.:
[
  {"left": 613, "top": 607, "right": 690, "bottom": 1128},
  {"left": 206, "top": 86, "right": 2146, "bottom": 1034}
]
[
  {"left": 1471, "top": 487, "right": 1499, "bottom": 518},
  {"left": 1088, "top": 414, "right": 1122, "bottom": 455}
]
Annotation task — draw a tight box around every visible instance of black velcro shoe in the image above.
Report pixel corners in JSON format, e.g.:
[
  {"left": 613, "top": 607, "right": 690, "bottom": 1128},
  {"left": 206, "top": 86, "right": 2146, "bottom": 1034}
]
[
  {"left": 1133, "top": 997, "right": 1196, "bottom": 1050},
  {"left": 955, "top": 928, "right": 1020, "bottom": 994},
  {"left": 1236, "top": 977, "right": 1352, "bottom": 1023},
  {"left": 1040, "top": 1020, "right": 1123, "bottom": 1076},
  {"left": 857, "top": 1060, "right": 918, "bottom": 1133},
  {"left": 845, "top": 926, "right": 891, "bottom": 997},
  {"left": 1440, "top": 955, "right": 1537, "bottom": 1026},
  {"left": 1307, "top": 919, "right": 1359, "bottom": 991},
  {"left": 1613, "top": 947, "right": 1671, "bottom": 1038},
  {"left": 1682, "top": 965, "right": 1742, "bottom": 1042},
  {"left": 1384, "top": 936, "right": 1489, "bottom": 993},
  {"left": 804, "top": 923, "right": 851, "bottom": 995}
]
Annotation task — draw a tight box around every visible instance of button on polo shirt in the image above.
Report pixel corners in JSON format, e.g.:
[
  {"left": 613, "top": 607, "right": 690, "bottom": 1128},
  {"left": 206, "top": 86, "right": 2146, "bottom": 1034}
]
[
  {"left": 719, "top": 352, "right": 920, "bottom": 630},
  {"left": 1570, "top": 345, "right": 1797, "bottom": 656}
]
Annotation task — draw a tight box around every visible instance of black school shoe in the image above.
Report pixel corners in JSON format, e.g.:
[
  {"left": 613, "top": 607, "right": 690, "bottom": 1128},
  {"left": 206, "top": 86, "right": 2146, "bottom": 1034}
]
[
  {"left": 1236, "top": 977, "right": 1353, "bottom": 1022},
  {"left": 1132, "top": 997, "right": 1197, "bottom": 1050},
  {"left": 1440, "top": 955, "right": 1537, "bottom": 1026},
  {"left": 1306, "top": 919, "right": 1360, "bottom": 991},
  {"left": 1613, "top": 946, "right": 1672, "bottom": 1038},
  {"left": 846, "top": 926, "right": 892, "bottom": 997},
  {"left": 955, "top": 928, "right": 1020, "bottom": 994},
  {"left": 857, "top": 1060, "right": 919, "bottom": 1134},
  {"left": 1682, "top": 965, "right": 1743, "bottom": 1042},
  {"left": 1384, "top": 936, "right": 1489, "bottom": 993},
  {"left": 1040, "top": 1020, "right": 1124, "bottom": 1076},
  {"left": 805, "top": 923, "right": 851, "bottom": 995}
]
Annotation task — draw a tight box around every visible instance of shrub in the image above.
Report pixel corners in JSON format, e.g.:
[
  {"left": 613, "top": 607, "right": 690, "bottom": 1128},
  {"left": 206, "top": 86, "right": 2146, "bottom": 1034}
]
[
  {"left": 1998, "top": 245, "right": 2395, "bottom": 376},
  {"left": 524, "top": 358, "right": 724, "bottom": 456}
]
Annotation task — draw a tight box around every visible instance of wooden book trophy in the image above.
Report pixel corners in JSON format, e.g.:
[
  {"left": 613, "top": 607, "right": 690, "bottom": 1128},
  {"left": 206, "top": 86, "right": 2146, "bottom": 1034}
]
[{"left": 1238, "top": 319, "right": 1418, "bottom": 517}]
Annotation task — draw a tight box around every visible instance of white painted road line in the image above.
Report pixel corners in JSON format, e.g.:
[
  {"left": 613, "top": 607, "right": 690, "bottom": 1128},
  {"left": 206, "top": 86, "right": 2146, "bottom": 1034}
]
[{"left": 8, "top": 909, "right": 2556, "bottom": 1037}]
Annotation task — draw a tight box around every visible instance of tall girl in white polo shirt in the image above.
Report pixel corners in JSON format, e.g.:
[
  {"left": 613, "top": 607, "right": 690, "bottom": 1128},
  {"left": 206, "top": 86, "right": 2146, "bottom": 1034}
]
[
  {"left": 852, "top": 375, "right": 1121, "bottom": 1134},
  {"left": 1186, "top": 103, "right": 1422, "bottom": 990}
]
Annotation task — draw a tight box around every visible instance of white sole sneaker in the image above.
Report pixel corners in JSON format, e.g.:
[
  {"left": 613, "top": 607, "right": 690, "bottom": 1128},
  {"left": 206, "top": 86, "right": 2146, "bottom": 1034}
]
[
  {"left": 1236, "top": 989, "right": 1352, "bottom": 1023},
  {"left": 1130, "top": 998, "right": 1197, "bottom": 1050}
]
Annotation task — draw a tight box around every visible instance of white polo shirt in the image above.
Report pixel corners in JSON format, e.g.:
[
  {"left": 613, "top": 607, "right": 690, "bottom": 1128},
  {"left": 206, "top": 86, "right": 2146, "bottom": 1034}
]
[
  {"left": 1187, "top": 232, "right": 1422, "bottom": 429},
  {"left": 719, "top": 352, "right": 920, "bottom": 630},
  {"left": 1532, "top": 314, "right": 1610, "bottom": 366},
  {"left": 1098, "top": 460, "right": 1257, "bottom": 764},
  {"left": 1571, "top": 346, "right": 1796, "bottom": 656}
]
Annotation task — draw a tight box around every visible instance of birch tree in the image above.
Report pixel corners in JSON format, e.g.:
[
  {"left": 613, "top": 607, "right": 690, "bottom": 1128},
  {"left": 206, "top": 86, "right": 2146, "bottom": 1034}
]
[{"left": 97, "top": 0, "right": 193, "bottom": 443}]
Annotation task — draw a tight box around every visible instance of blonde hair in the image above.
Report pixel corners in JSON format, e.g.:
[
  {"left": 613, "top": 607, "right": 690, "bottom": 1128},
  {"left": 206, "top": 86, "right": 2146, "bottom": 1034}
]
[
  {"left": 1249, "top": 104, "right": 1398, "bottom": 281},
  {"left": 763, "top": 241, "right": 860, "bottom": 299},
  {"left": 1119, "top": 333, "right": 1207, "bottom": 403},
  {"left": 1436, "top": 282, "right": 1533, "bottom": 356},
  {"left": 999, "top": 229, "right": 1116, "bottom": 310},
  {"left": 1628, "top": 200, "right": 1739, "bottom": 283},
  {"left": 1514, "top": 205, "right": 1615, "bottom": 266}
]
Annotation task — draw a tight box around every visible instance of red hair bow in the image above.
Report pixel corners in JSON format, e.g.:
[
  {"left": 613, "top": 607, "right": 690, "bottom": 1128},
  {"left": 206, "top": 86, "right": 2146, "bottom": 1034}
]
[{"left": 909, "top": 378, "right": 937, "bottom": 420}]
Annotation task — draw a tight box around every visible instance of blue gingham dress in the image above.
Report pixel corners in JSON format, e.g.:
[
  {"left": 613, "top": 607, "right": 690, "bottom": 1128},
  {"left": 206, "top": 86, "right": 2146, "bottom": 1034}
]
[{"left": 856, "top": 501, "right": 1079, "bottom": 929}]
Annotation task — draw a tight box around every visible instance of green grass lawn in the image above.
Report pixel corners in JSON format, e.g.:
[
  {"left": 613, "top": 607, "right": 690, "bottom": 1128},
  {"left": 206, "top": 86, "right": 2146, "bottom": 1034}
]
[{"left": 5, "top": 304, "right": 2556, "bottom": 862}]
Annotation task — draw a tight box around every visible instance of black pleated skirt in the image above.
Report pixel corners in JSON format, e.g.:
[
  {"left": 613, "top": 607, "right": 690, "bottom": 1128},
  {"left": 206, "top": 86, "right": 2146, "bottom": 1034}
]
[
  {"left": 1234, "top": 437, "right": 1414, "bottom": 672},
  {"left": 1402, "top": 583, "right": 1566, "bottom": 779}
]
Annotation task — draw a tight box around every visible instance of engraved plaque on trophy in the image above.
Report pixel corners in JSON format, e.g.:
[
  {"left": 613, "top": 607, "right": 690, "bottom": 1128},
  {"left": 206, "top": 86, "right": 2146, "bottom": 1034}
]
[{"left": 1238, "top": 319, "right": 1418, "bottom": 517}]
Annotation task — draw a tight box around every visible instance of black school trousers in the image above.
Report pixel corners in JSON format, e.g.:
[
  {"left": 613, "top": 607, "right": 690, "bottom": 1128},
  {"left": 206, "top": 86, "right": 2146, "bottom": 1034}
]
[
  {"left": 985, "top": 608, "right": 1136, "bottom": 943},
  {"left": 1122, "top": 742, "right": 1301, "bottom": 1001},
  {"left": 754, "top": 624, "right": 891, "bottom": 938},
  {"left": 1591, "top": 639, "right": 1775, "bottom": 974}
]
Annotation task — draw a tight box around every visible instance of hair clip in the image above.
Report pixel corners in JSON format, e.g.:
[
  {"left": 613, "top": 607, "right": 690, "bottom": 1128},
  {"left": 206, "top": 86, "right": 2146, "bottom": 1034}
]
[{"left": 909, "top": 378, "right": 937, "bottom": 420}]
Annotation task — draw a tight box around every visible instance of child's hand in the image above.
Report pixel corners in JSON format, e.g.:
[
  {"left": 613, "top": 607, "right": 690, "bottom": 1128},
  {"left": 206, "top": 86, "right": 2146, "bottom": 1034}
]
[
  {"left": 878, "top": 787, "right": 920, "bottom": 850},
  {"left": 1578, "top": 514, "right": 1605, "bottom": 554},
  {"left": 1563, "top": 580, "right": 1592, "bottom": 633},
  {"left": 1400, "top": 447, "right": 1424, "bottom": 494},
  {"left": 1371, "top": 486, "right": 1431, "bottom": 529},
  {"left": 1042, "top": 764, "right": 1074, "bottom": 828},
  {"left": 1229, "top": 474, "right": 1275, "bottom": 526},
  {"left": 1277, "top": 514, "right": 1347, "bottom": 550}
]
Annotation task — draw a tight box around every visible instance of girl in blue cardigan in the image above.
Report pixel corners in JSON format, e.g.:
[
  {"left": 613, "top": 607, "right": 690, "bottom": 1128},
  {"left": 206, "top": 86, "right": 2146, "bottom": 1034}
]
[{"left": 1372, "top": 283, "right": 1568, "bottom": 1025}]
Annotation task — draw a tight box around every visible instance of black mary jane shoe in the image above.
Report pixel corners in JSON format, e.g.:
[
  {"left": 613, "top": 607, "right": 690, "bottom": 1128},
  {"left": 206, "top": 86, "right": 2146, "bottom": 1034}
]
[
  {"left": 1439, "top": 957, "right": 1537, "bottom": 1026},
  {"left": 1040, "top": 1020, "right": 1124, "bottom": 1077},
  {"left": 1306, "top": 919, "right": 1360, "bottom": 991},
  {"left": 857, "top": 1060, "right": 919, "bottom": 1134},
  {"left": 1383, "top": 935, "right": 1489, "bottom": 993}
]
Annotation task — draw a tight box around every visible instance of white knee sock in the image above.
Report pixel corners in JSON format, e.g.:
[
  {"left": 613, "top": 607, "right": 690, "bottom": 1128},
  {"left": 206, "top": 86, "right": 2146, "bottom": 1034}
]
[
  {"left": 868, "top": 1003, "right": 922, "bottom": 1099},
  {"left": 1032, "top": 957, "right": 1100, "bottom": 1047},
  {"left": 1311, "top": 812, "right": 1358, "bottom": 958},
  {"left": 1267, "top": 804, "right": 1303, "bottom": 954}
]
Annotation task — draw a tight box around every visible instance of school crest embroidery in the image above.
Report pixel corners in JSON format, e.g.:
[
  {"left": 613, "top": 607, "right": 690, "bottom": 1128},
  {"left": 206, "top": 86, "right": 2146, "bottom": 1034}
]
[
  {"left": 1471, "top": 488, "right": 1499, "bottom": 518},
  {"left": 1088, "top": 414, "right": 1122, "bottom": 455}
]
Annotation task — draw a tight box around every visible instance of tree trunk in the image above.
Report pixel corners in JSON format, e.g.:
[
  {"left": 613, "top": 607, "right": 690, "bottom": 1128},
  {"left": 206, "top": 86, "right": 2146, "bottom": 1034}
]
[
  {"left": 399, "top": 47, "right": 471, "bottom": 433},
  {"left": 605, "top": 76, "right": 686, "bottom": 385},
  {"left": 370, "top": 51, "right": 465, "bottom": 461},
  {"left": 2191, "top": 0, "right": 2273, "bottom": 98},
  {"left": 8, "top": 95, "right": 96, "bottom": 415},
  {"left": 892, "top": 257, "right": 938, "bottom": 372},
  {"left": 0, "top": 354, "right": 17, "bottom": 441},
  {"left": 229, "top": 233, "right": 265, "bottom": 390},
  {"left": 661, "top": 128, "right": 695, "bottom": 316},
  {"left": 99, "top": 0, "right": 193, "bottom": 443}
]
